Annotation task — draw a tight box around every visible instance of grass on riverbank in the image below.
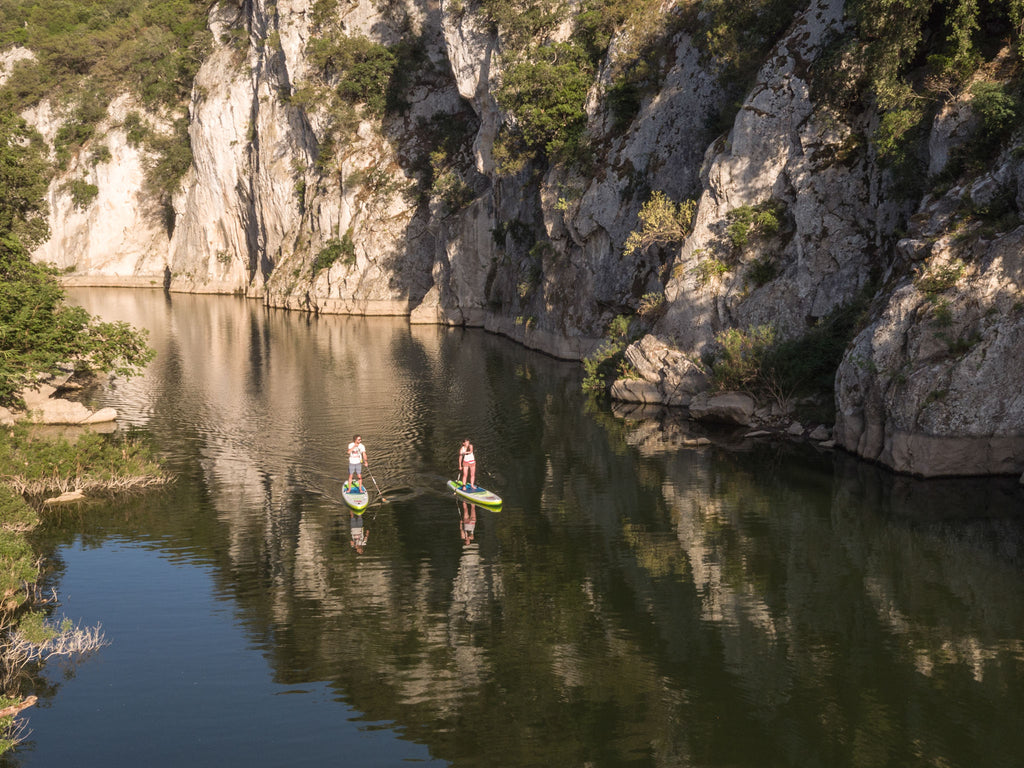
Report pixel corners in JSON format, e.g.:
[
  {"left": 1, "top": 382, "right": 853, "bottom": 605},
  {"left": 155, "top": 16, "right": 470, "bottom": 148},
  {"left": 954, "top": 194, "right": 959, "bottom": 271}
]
[
  {"left": 0, "top": 425, "right": 168, "bottom": 753},
  {"left": 0, "top": 425, "right": 168, "bottom": 497}
]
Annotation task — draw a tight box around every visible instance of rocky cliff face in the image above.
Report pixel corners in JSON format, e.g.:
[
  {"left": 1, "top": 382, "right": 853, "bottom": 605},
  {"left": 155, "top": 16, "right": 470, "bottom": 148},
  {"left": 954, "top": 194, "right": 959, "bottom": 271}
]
[
  {"left": 834, "top": 149, "right": 1024, "bottom": 476},
  {"left": 21, "top": 0, "right": 1024, "bottom": 476}
]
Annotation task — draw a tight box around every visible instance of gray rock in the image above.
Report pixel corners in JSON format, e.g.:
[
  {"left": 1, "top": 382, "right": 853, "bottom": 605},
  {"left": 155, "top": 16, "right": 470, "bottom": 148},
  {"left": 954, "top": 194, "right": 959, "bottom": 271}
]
[
  {"left": 689, "top": 392, "right": 755, "bottom": 426},
  {"left": 809, "top": 425, "right": 831, "bottom": 441}
]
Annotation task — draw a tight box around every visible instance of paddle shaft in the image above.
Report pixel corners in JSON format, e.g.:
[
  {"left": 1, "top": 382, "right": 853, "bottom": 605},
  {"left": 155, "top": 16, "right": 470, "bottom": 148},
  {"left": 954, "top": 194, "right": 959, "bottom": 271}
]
[{"left": 368, "top": 467, "right": 387, "bottom": 502}]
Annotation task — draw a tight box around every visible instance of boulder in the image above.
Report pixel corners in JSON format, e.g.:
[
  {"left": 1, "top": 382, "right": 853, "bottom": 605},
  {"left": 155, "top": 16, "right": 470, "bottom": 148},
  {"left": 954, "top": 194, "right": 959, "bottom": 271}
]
[
  {"left": 688, "top": 392, "right": 755, "bottom": 426},
  {"left": 83, "top": 407, "right": 118, "bottom": 424},
  {"left": 809, "top": 425, "right": 831, "bottom": 441},
  {"left": 29, "top": 399, "right": 93, "bottom": 424},
  {"left": 610, "top": 379, "right": 663, "bottom": 404}
]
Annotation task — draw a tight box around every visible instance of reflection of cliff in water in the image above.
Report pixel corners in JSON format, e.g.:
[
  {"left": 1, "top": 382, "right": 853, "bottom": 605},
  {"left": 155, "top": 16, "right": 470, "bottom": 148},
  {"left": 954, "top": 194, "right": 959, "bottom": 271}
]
[
  {"left": 56, "top": 289, "right": 1024, "bottom": 767},
  {"left": 604, "top": 404, "right": 1024, "bottom": 766}
]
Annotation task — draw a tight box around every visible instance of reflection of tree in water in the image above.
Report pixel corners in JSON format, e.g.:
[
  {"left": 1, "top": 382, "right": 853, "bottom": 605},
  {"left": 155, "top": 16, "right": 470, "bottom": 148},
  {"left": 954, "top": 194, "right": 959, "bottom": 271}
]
[
  {"left": 601, "top": 408, "right": 1024, "bottom": 768},
  {"left": 51, "top": 290, "right": 1024, "bottom": 767}
]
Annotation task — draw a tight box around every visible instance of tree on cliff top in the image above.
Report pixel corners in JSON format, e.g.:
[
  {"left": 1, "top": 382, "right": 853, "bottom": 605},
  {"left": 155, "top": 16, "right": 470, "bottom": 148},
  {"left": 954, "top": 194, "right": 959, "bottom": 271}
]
[{"left": 0, "top": 111, "right": 154, "bottom": 408}]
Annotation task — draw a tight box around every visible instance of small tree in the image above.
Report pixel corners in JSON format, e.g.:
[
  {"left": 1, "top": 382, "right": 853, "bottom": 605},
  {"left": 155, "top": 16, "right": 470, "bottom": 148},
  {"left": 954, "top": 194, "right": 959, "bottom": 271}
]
[
  {"left": 0, "top": 241, "right": 155, "bottom": 407},
  {"left": 623, "top": 191, "right": 696, "bottom": 256},
  {"left": 0, "top": 110, "right": 153, "bottom": 408}
]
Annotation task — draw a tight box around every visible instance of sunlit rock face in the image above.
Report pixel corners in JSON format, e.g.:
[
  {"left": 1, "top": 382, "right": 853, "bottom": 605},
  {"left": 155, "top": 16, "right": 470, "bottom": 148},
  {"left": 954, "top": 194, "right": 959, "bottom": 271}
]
[
  {"left": 31, "top": 0, "right": 725, "bottom": 350},
  {"left": 625, "top": 0, "right": 879, "bottom": 401},
  {"left": 834, "top": 166, "right": 1024, "bottom": 477},
  {"left": 31, "top": 94, "right": 172, "bottom": 286},
  {"left": 22, "top": 0, "right": 1024, "bottom": 475}
]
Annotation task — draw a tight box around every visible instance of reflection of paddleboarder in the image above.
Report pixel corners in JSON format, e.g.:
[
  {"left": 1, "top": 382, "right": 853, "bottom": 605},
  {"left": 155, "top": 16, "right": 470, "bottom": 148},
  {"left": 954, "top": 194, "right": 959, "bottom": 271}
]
[
  {"left": 460, "top": 500, "right": 476, "bottom": 545},
  {"left": 458, "top": 439, "right": 477, "bottom": 490},
  {"left": 350, "top": 511, "right": 368, "bottom": 553}
]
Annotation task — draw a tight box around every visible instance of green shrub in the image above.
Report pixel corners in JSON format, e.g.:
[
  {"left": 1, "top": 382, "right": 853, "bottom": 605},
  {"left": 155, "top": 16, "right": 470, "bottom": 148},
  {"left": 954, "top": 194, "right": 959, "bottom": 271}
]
[
  {"left": 0, "top": 485, "right": 39, "bottom": 611},
  {"left": 624, "top": 191, "right": 696, "bottom": 256},
  {"left": 970, "top": 81, "right": 1018, "bottom": 151},
  {"left": 873, "top": 105, "right": 926, "bottom": 164},
  {"left": 764, "top": 289, "right": 872, "bottom": 401},
  {"left": 493, "top": 41, "right": 593, "bottom": 165},
  {"left": 143, "top": 118, "right": 193, "bottom": 232},
  {"left": 747, "top": 255, "right": 778, "bottom": 287},
  {"left": 123, "top": 112, "right": 149, "bottom": 147},
  {"left": 915, "top": 259, "right": 966, "bottom": 296},
  {"left": 930, "top": 297, "right": 953, "bottom": 327},
  {"left": 637, "top": 292, "right": 665, "bottom": 318},
  {"left": 63, "top": 178, "right": 100, "bottom": 209},
  {"left": 691, "top": 256, "right": 730, "bottom": 285},
  {"left": 710, "top": 325, "right": 776, "bottom": 392},
  {"left": 726, "top": 200, "right": 784, "bottom": 250},
  {"left": 696, "top": 0, "right": 807, "bottom": 90},
  {"left": 581, "top": 314, "right": 634, "bottom": 394},
  {"left": 307, "top": 34, "right": 398, "bottom": 116},
  {"left": 89, "top": 144, "right": 112, "bottom": 165},
  {"left": 312, "top": 230, "right": 356, "bottom": 275}
]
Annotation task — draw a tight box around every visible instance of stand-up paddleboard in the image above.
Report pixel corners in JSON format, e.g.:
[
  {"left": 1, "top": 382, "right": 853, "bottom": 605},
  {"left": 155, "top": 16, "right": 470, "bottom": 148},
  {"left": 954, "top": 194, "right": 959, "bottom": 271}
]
[
  {"left": 447, "top": 480, "right": 502, "bottom": 507},
  {"left": 343, "top": 483, "right": 371, "bottom": 513}
]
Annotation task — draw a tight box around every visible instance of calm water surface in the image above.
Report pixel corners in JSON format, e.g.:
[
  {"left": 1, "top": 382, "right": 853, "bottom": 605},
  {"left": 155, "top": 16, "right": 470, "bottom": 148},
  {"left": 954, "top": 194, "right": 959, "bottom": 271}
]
[{"left": 9, "top": 288, "right": 1024, "bottom": 767}]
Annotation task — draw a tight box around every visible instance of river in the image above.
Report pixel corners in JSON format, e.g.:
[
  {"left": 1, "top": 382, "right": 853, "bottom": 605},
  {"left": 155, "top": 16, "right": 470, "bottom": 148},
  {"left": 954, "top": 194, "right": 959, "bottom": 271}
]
[{"left": 8, "top": 288, "right": 1024, "bottom": 767}]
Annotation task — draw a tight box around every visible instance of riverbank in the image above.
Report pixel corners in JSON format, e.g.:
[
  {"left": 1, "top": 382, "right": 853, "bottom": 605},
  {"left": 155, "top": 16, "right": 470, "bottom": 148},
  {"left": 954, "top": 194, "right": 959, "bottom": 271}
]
[{"left": 0, "top": 424, "right": 169, "bottom": 753}]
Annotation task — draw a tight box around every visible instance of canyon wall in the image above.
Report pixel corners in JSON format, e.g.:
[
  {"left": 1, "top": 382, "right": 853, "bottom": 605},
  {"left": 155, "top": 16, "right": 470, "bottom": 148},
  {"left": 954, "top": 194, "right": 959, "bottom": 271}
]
[{"left": 21, "top": 0, "right": 1024, "bottom": 476}]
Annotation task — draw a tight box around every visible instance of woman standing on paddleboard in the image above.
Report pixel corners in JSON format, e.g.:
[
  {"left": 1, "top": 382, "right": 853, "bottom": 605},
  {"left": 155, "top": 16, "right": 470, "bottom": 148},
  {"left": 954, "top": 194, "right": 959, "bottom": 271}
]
[{"left": 459, "top": 439, "right": 477, "bottom": 490}]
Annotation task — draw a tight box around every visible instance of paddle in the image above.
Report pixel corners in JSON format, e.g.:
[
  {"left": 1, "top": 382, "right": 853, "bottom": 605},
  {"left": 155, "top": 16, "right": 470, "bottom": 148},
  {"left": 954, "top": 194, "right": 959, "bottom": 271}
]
[{"left": 367, "top": 466, "right": 387, "bottom": 502}]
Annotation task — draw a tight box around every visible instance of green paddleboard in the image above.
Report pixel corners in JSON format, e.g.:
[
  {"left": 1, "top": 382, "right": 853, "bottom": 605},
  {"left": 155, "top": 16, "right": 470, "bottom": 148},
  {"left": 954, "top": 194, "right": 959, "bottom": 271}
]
[
  {"left": 447, "top": 480, "right": 502, "bottom": 507},
  {"left": 343, "top": 484, "right": 370, "bottom": 512}
]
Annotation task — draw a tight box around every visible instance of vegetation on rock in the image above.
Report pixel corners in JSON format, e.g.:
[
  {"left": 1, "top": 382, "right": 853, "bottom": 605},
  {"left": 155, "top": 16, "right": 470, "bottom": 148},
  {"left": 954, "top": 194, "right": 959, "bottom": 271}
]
[
  {"left": 0, "top": 0, "right": 210, "bottom": 218},
  {"left": 0, "top": 41, "right": 166, "bottom": 750},
  {"left": 623, "top": 191, "right": 697, "bottom": 257}
]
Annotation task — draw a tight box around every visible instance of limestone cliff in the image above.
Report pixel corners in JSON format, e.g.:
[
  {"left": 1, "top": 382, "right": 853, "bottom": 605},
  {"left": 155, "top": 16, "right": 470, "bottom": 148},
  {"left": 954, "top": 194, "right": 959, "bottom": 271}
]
[{"left": 15, "top": 0, "right": 1024, "bottom": 476}]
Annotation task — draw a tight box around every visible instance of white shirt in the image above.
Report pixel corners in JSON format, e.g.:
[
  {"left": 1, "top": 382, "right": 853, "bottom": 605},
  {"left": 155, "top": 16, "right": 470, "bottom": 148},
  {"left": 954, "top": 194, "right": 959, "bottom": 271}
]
[{"left": 348, "top": 442, "right": 366, "bottom": 465}]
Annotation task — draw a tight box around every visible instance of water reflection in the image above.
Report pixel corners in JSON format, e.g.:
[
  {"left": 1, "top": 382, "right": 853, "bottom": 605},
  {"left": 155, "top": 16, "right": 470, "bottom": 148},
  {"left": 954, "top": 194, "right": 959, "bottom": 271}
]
[
  {"left": 459, "top": 501, "right": 477, "bottom": 546},
  {"left": 350, "top": 511, "right": 368, "bottom": 554},
  {"left": 20, "top": 289, "right": 1024, "bottom": 768}
]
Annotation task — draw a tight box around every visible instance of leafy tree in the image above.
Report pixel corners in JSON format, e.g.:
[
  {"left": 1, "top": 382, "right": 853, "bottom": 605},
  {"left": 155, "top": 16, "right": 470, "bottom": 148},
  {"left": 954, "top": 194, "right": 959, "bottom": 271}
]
[
  {"left": 0, "top": 112, "right": 50, "bottom": 250},
  {"left": 494, "top": 41, "right": 593, "bottom": 165},
  {"left": 0, "top": 241, "right": 155, "bottom": 407},
  {"left": 0, "top": 108, "right": 153, "bottom": 408}
]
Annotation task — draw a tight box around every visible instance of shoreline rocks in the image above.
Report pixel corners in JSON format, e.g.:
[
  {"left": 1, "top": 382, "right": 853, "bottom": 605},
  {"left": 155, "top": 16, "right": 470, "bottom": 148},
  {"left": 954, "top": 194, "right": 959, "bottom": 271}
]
[{"left": 1, "top": 381, "right": 118, "bottom": 428}]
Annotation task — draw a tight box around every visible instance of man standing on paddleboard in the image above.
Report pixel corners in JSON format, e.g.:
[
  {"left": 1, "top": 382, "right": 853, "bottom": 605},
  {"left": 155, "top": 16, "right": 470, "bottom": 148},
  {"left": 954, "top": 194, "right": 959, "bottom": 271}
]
[
  {"left": 347, "top": 435, "right": 368, "bottom": 492},
  {"left": 459, "top": 439, "right": 477, "bottom": 490}
]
